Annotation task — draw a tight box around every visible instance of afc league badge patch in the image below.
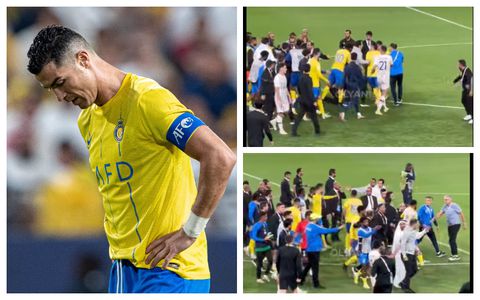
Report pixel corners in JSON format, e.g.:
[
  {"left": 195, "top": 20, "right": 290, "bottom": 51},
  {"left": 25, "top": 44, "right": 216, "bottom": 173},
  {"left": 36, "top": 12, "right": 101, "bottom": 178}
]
[{"left": 114, "top": 118, "right": 125, "bottom": 143}]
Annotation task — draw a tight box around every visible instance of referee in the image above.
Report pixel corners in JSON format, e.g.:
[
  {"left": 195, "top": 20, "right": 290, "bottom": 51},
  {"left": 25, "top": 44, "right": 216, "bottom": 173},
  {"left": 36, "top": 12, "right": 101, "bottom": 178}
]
[
  {"left": 435, "top": 195, "right": 467, "bottom": 261},
  {"left": 276, "top": 235, "right": 302, "bottom": 293}
]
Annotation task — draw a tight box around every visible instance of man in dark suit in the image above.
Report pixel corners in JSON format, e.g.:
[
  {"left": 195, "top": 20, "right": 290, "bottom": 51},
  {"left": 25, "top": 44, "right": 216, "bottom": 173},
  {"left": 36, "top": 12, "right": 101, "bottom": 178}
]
[
  {"left": 267, "top": 203, "right": 286, "bottom": 242},
  {"left": 361, "top": 186, "right": 379, "bottom": 212},
  {"left": 280, "top": 171, "right": 294, "bottom": 207},
  {"left": 246, "top": 101, "right": 273, "bottom": 147},
  {"left": 243, "top": 181, "right": 252, "bottom": 248},
  {"left": 343, "top": 52, "right": 366, "bottom": 120},
  {"left": 453, "top": 59, "right": 473, "bottom": 124},
  {"left": 339, "top": 29, "right": 355, "bottom": 49},
  {"left": 371, "top": 248, "right": 396, "bottom": 293},
  {"left": 293, "top": 168, "right": 304, "bottom": 195},
  {"left": 260, "top": 60, "right": 276, "bottom": 121},
  {"left": 323, "top": 168, "right": 340, "bottom": 241},
  {"left": 361, "top": 31, "right": 374, "bottom": 59},
  {"left": 291, "top": 64, "right": 320, "bottom": 136},
  {"left": 370, "top": 203, "right": 388, "bottom": 245},
  {"left": 384, "top": 194, "right": 398, "bottom": 246}
]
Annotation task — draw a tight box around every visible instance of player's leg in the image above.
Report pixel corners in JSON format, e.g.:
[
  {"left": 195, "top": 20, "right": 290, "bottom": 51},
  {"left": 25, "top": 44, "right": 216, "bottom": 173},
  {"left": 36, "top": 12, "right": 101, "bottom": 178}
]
[
  {"left": 390, "top": 75, "right": 398, "bottom": 104},
  {"left": 300, "top": 253, "right": 312, "bottom": 284},
  {"left": 344, "top": 223, "right": 351, "bottom": 251},
  {"left": 256, "top": 251, "right": 266, "bottom": 281},
  {"left": 310, "top": 252, "right": 321, "bottom": 287},
  {"left": 265, "top": 250, "right": 274, "bottom": 278},
  {"left": 448, "top": 224, "right": 461, "bottom": 260},
  {"left": 397, "top": 73, "right": 403, "bottom": 102},
  {"left": 291, "top": 101, "right": 306, "bottom": 136},
  {"left": 276, "top": 113, "right": 287, "bottom": 135},
  {"left": 426, "top": 228, "right": 443, "bottom": 255}
]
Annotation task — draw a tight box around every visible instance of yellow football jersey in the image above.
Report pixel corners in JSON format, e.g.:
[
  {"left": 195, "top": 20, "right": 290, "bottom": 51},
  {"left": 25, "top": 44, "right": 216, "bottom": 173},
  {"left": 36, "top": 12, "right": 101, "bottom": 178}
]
[
  {"left": 287, "top": 206, "right": 302, "bottom": 231},
  {"left": 308, "top": 58, "right": 328, "bottom": 87},
  {"left": 366, "top": 50, "right": 381, "bottom": 77},
  {"left": 311, "top": 194, "right": 323, "bottom": 216},
  {"left": 343, "top": 197, "right": 363, "bottom": 224},
  {"left": 77, "top": 73, "right": 209, "bottom": 280},
  {"left": 331, "top": 49, "right": 351, "bottom": 72},
  {"left": 349, "top": 223, "right": 359, "bottom": 240}
]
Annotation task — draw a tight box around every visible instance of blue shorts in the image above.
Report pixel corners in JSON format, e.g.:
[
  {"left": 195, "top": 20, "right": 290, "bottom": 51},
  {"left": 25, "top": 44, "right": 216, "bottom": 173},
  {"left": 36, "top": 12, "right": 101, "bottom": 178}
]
[
  {"left": 329, "top": 69, "right": 344, "bottom": 88},
  {"left": 290, "top": 72, "right": 300, "bottom": 87},
  {"left": 367, "top": 77, "right": 378, "bottom": 88},
  {"left": 313, "top": 87, "right": 320, "bottom": 99},
  {"left": 251, "top": 81, "right": 260, "bottom": 94},
  {"left": 359, "top": 253, "right": 369, "bottom": 265},
  {"left": 109, "top": 260, "right": 210, "bottom": 293}
]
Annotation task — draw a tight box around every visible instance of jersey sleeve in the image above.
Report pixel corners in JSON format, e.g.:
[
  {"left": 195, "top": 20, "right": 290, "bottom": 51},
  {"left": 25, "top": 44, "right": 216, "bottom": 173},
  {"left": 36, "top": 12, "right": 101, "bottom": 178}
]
[
  {"left": 138, "top": 88, "right": 205, "bottom": 151},
  {"left": 274, "top": 75, "right": 281, "bottom": 88}
]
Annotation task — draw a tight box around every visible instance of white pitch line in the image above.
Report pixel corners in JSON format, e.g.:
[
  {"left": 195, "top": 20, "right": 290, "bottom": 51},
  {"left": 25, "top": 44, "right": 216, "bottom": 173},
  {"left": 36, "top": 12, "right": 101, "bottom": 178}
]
[
  {"left": 406, "top": 7, "right": 472, "bottom": 31},
  {"left": 401, "top": 102, "right": 464, "bottom": 109},
  {"left": 244, "top": 172, "right": 281, "bottom": 187},
  {"left": 243, "top": 259, "right": 469, "bottom": 266},
  {"left": 415, "top": 192, "right": 469, "bottom": 195},
  {"left": 400, "top": 42, "right": 472, "bottom": 49},
  {"left": 438, "top": 241, "right": 470, "bottom": 255}
]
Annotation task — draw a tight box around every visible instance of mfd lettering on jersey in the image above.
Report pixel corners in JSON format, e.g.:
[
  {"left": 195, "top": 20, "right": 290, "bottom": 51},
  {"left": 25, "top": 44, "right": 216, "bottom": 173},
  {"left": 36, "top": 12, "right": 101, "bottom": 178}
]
[{"left": 95, "top": 161, "right": 134, "bottom": 186}]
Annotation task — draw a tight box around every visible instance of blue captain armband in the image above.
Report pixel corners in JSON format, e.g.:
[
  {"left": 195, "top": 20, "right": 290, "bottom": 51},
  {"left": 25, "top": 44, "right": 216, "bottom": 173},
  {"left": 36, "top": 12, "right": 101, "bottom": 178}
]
[{"left": 166, "top": 112, "right": 205, "bottom": 151}]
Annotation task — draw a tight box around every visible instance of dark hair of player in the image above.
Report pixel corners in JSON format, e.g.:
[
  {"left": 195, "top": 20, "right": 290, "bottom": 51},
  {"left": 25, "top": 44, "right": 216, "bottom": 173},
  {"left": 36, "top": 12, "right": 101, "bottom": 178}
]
[
  {"left": 283, "top": 219, "right": 293, "bottom": 228},
  {"left": 378, "top": 178, "right": 385, "bottom": 184},
  {"left": 260, "top": 50, "right": 269, "bottom": 60},
  {"left": 459, "top": 59, "right": 467, "bottom": 67},
  {"left": 243, "top": 180, "right": 249, "bottom": 185},
  {"left": 315, "top": 183, "right": 323, "bottom": 189},
  {"left": 302, "top": 48, "right": 310, "bottom": 57},
  {"left": 295, "top": 39, "right": 303, "bottom": 47},
  {"left": 366, "top": 30, "right": 373, "bottom": 36},
  {"left": 345, "top": 29, "right": 352, "bottom": 34},
  {"left": 376, "top": 40, "right": 383, "bottom": 46},
  {"left": 329, "top": 168, "right": 336, "bottom": 176},
  {"left": 351, "top": 52, "right": 358, "bottom": 61},
  {"left": 390, "top": 43, "right": 398, "bottom": 49},
  {"left": 277, "top": 62, "right": 286, "bottom": 70},
  {"left": 296, "top": 168, "right": 302, "bottom": 174},
  {"left": 425, "top": 196, "right": 433, "bottom": 200},
  {"left": 410, "top": 200, "right": 417, "bottom": 206},
  {"left": 381, "top": 45, "right": 387, "bottom": 52},
  {"left": 283, "top": 211, "right": 292, "bottom": 217},
  {"left": 261, "top": 37, "right": 269, "bottom": 44},
  {"left": 289, "top": 32, "right": 296, "bottom": 37},
  {"left": 357, "top": 205, "right": 366, "bottom": 214},
  {"left": 252, "top": 191, "right": 262, "bottom": 201},
  {"left": 281, "top": 42, "right": 289, "bottom": 50},
  {"left": 284, "top": 171, "right": 291, "bottom": 177},
  {"left": 27, "top": 25, "right": 92, "bottom": 75},
  {"left": 253, "top": 101, "right": 263, "bottom": 109},
  {"left": 351, "top": 189, "right": 358, "bottom": 197},
  {"left": 298, "top": 188, "right": 305, "bottom": 195},
  {"left": 305, "top": 210, "right": 312, "bottom": 219},
  {"left": 286, "top": 235, "right": 294, "bottom": 244},
  {"left": 276, "top": 202, "right": 285, "bottom": 208},
  {"left": 312, "top": 48, "right": 321, "bottom": 57},
  {"left": 355, "top": 40, "right": 362, "bottom": 47},
  {"left": 266, "top": 60, "right": 275, "bottom": 68},
  {"left": 359, "top": 216, "right": 368, "bottom": 224},
  {"left": 259, "top": 211, "right": 268, "bottom": 219},
  {"left": 293, "top": 198, "right": 301, "bottom": 203}
]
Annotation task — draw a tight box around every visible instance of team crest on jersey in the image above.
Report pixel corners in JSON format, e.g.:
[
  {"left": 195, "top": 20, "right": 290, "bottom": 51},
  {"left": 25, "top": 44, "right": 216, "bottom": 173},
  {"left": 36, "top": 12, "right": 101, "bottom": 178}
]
[{"left": 114, "top": 119, "right": 125, "bottom": 142}]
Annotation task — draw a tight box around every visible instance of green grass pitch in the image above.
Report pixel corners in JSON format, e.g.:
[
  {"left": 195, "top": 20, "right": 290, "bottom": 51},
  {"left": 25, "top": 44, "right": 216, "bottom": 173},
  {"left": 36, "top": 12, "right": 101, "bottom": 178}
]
[
  {"left": 243, "top": 153, "right": 471, "bottom": 293},
  {"left": 246, "top": 7, "right": 473, "bottom": 146}
]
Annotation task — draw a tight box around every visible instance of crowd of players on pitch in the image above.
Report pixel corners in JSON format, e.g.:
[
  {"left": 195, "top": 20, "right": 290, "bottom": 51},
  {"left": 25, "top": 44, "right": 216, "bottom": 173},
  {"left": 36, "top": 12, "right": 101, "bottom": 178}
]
[
  {"left": 243, "top": 165, "right": 468, "bottom": 293},
  {"left": 245, "top": 29, "right": 473, "bottom": 143}
]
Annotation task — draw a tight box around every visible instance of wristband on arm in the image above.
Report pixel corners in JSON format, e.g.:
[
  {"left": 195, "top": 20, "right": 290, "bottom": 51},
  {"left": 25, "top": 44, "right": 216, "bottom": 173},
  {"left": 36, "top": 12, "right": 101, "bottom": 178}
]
[{"left": 183, "top": 212, "right": 210, "bottom": 238}]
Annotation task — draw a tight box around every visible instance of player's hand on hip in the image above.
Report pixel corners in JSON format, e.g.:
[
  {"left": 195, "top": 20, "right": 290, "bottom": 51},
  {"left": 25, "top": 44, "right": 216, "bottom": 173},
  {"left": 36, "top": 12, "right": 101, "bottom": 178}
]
[{"left": 145, "top": 229, "right": 196, "bottom": 269}]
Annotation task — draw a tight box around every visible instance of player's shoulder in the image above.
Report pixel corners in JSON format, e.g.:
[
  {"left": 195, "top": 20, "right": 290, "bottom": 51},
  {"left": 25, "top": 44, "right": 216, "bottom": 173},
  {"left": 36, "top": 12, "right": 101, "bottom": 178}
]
[{"left": 77, "top": 106, "right": 94, "bottom": 137}]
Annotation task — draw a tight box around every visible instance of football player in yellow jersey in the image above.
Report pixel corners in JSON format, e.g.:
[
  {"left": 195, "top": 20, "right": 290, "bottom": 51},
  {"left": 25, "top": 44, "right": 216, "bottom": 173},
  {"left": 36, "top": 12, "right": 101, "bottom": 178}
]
[
  {"left": 342, "top": 190, "right": 363, "bottom": 251},
  {"left": 27, "top": 25, "right": 236, "bottom": 293},
  {"left": 343, "top": 205, "right": 366, "bottom": 272},
  {"left": 287, "top": 198, "right": 302, "bottom": 231},
  {"left": 308, "top": 48, "right": 331, "bottom": 119},
  {"left": 365, "top": 42, "right": 383, "bottom": 106},
  {"left": 320, "top": 45, "right": 352, "bottom": 107}
]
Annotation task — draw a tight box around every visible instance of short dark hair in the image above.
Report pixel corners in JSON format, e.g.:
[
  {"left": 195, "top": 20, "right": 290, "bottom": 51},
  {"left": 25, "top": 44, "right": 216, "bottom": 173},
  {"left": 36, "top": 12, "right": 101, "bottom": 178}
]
[
  {"left": 312, "top": 48, "right": 321, "bottom": 56},
  {"left": 381, "top": 45, "right": 387, "bottom": 52},
  {"left": 253, "top": 101, "right": 263, "bottom": 109},
  {"left": 296, "top": 168, "right": 302, "bottom": 174},
  {"left": 351, "top": 52, "right": 358, "bottom": 61},
  {"left": 295, "top": 39, "right": 303, "bottom": 47},
  {"left": 355, "top": 40, "right": 362, "bottom": 47},
  {"left": 293, "top": 198, "right": 301, "bottom": 203},
  {"left": 261, "top": 37, "right": 269, "bottom": 44},
  {"left": 459, "top": 59, "right": 467, "bottom": 67},
  {"left": 409, "top": 219, "right": 418, "bottom": 226},
  {"left": 302, "top": 48, "right": 310, "bottom": 57},
  {"left": 260, "top": 50, "right": 269, "bottom": 60},
  {"left": 390, "top": 43, "right": 398, "bottom": 49},
  {"left": 305, "top": 210, "right": 312, "bottom": 219},
  {"left": 277, "top": 62, "right": 286, "bottom": 70},
  {"left": 329, "top": 168, "right": 336, "bottom": 175},
  {"left": 366, "top": 31, "right": 373, "bottom": 36},
  {"left": 357, "top": 205, "right": 366, "bottom": 214},
  {"left": 283, "top": 219, "right": 293, "bottom": 228},
  {"left": 378, "top": 178, "right": 385, "bottom": 184},
  {"left": 283, "top": 211, "right": 292, "bottom": 217},
  {"left": 376, "top": 40, "right": 383, "bottom": 46},
  {"left": 265, "top": 60, "right": 275, "bottom": 68},
  {"left": 351, "top": 189, "right": 358, "bottom": 197},
  {"left": 410, "top": 200, "right": 417, "bottom": 206},
  {"left": 289, "top": 32, "right": 297, "bottom": 37},
  {"left": 345, "top": 29, "right": 352, "bottom": 34},
  {"left": 286, "top": 235, "right": 294, "bottom": 244},
  {"left": 284, "top": 171, "right": 291, "bottom": 177},
  {"left": 259, "top": 211, "right": 268, "bottom": 219},
  {"left": 276, "top": 202, "right": 285, "bottom": 208},
  {"left": 27, "top": 25, "right": 92, "bottom": 75},
  {"left": 243, "top": 180, "right": 249, "bottom": 185}
]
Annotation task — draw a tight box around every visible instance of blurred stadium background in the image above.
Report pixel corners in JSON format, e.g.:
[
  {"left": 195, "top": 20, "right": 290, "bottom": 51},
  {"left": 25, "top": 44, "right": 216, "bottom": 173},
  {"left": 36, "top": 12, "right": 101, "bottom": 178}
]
[{"left": 7, "top": 7, "right": 236, "bottom": 293}]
